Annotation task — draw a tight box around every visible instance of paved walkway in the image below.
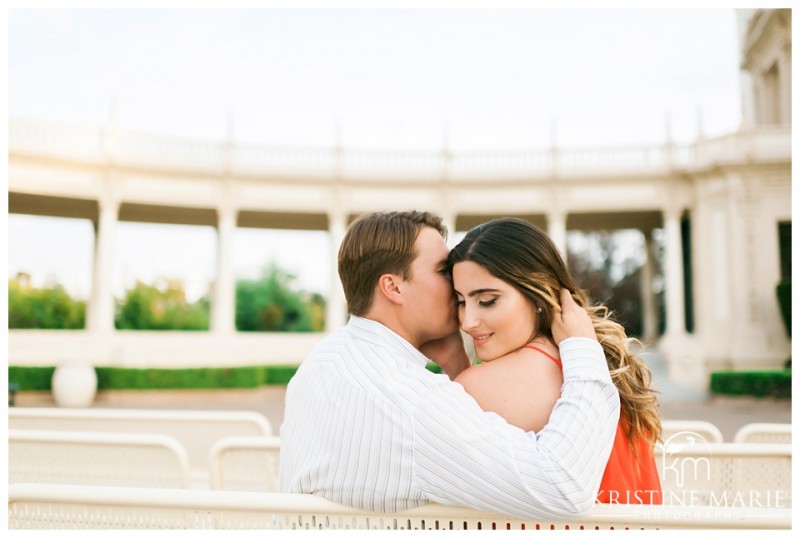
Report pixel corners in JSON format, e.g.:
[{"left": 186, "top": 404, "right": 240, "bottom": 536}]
[{"left": 642, "top": 350, "right": 791, "bottom": 441}]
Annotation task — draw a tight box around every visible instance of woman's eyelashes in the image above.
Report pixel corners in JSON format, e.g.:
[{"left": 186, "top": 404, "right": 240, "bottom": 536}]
[{"left": 455, "top": 295, "right": 498, "bottom": 308}]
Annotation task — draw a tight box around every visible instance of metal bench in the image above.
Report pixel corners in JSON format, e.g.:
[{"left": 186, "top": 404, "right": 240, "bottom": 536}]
[
  {"left": 209, "top": 435, "right": 281, "bottom": 491},
  {"left": 661, "top": 419, "right": 724, "bottom": 443},
  {"left": 9, "top": 407, "right": 273, "bottom": 488},
  {"left": 7, "top": 483, "right": 791, "bottom": 529},
  {"left": 733, "top": 422, "right": 791, "bottom": 444},
  {"left": 655, "top": 442, "right": 791, "bottom": 508},
  {"left": 8, "top": 429, "right": 190, "bottom": 489}
]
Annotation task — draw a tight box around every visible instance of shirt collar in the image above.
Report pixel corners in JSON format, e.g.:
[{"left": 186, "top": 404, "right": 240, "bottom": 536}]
[{"left": 347, "top": 315, "right": 430, "bottom": 368}]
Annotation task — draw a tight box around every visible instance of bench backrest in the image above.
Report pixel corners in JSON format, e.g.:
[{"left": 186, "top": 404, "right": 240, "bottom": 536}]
[
  {"left": 8, "top": 429, "right": 191, "bottom": 489},
  {"left": 655, "top": 442, "right": 791, "bottom": 508},
  {"left": 215, "top": 436, "right": 793, "bottom": 506},
  {"left": 661, "top": 419, "right": 724, "bottom": 443},
  {"left": 210, "top": 436, "right": 281, "bottom": 491},
  {"left": 7, "top": 483, "right": 791, "bottom": 529},
  {"left": 9, "top": 407, "right": 272, "bottom": 484},
  {"left": 733, "top": 422, "right": 792, "bottom": 444}
]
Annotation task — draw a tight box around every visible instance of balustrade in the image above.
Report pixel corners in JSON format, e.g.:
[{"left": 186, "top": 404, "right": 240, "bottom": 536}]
[{"left": 12, "top": 117, "right": 771, "bottom": 180}]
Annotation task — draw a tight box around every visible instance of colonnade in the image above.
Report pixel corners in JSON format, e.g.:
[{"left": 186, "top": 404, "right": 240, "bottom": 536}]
[{"left": 81, "top": 199, "right": 688, "bottom": 345}]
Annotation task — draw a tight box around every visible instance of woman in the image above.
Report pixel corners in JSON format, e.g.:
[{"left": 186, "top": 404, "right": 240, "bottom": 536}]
[{"left": 447, "top": 217, "right": 662, "bottom": 505}]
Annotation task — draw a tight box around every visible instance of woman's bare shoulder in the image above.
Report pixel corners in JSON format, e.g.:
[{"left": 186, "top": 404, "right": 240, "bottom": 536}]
[{"left": 456, "top": 346, "right": 560, "bottom": 387}]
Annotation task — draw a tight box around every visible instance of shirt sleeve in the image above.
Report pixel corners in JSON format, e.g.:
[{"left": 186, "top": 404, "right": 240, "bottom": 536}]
[{"left": 411, "top": 337, "right": 619, "bottom": 519}]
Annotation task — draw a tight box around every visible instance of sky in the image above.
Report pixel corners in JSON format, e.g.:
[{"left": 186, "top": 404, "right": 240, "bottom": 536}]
[{"left": 6, "top": 6, "right": 749, "bottom": 301}]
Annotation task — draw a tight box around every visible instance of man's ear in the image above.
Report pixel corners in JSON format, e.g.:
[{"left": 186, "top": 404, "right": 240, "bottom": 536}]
[{"left": 377, "top": 273, "right": 404, "bottom": 305}]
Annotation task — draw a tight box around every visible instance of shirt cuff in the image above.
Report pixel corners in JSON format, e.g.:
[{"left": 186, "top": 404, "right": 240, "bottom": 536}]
[{"left": 558, "top": 337, "right": 611, "bottom": 382}]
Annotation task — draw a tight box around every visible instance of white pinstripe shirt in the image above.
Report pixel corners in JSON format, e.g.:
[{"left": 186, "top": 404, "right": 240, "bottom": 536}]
[{"left": 279, "top": 316, "right": 619, "bottom": 519}]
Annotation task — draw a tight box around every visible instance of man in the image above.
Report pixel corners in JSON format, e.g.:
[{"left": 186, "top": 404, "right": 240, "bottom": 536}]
[{"left": 279, "top": 210, "right": 619, "bottom": 519}]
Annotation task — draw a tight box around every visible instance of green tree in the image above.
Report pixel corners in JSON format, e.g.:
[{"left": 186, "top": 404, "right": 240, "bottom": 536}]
[
  {"left": 567, "top": 231, "right": 660, "bottom": 338},
  {"left": 115, "top": 279, "right": 209, "bottom": 330},
  {"left": 235, "top": 264, "right": 325, "bottom": 332},
  {"left": 8, "top": 275, "right": 86, "bottom": 329}
]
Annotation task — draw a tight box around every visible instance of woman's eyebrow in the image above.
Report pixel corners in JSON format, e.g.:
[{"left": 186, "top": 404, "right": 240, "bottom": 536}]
[{"left": 466, "top": 288, "right": 500, "bottom": 297}]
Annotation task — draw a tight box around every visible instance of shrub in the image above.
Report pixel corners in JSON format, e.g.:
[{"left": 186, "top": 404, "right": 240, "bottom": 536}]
[
  {"left": 709, "top": 370, "right": 791, "bottom": 399},
  {"left": 8, "top": 366, "right": 56, "bottom": 391},
  {"left": 115, "top": 280, "right": 209, "bottom": 331},
  {"left": 235, "top": 264, "right": 324, "bottom": 332},
  {"left": 8, "top": 278, "right": 85, "bottom": 329},
  {"left": 9, "top": 365, "right": 298, "bottom": 392},
  {"left": 95, "top": 366, "right": 267, "bottom": 390}
]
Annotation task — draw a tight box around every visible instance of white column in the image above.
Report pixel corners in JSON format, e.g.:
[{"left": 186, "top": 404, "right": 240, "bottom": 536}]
[
  {"left": 662, "top": 208, "right": 687, "bottom": 339},
  {"left": 326, "top": 210, "right": 348, "bottom": 332},
  {"left": 88, "top": 198, "right": 119, "bottom": 332},
  {"left": 547, "top": 210, "right": 567, "bottom": 258},
  {"left": 640, "top": 230, "right": 658, "bottom": 343},
  {"left": 212, "top": 207, "right": 236, "bottom": 334},
  {"left": 778, "top": 48, "right": 791, "bottom": 126}
]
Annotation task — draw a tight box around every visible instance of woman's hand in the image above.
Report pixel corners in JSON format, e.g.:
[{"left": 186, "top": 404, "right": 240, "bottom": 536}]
[
  {"left": 420, "top": 330, "right": 470, "bottom": 380},
  {"left": 551, "top": 288, "right": 597, "bottom": 344}
]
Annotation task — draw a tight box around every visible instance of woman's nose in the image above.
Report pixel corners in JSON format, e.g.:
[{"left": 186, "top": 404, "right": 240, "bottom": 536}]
[{"left": 460, "top": 305, "right": 479, "bottom": 331}]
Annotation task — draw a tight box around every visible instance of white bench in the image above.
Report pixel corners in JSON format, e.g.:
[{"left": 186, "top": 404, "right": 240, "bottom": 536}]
[
  {"left": 7, "top": 483, "right": 791, "bottom": 529},
  {"left": 209, "top": 436, "right": 281, "bottom": 491},
  {"left": 8, "top": 430, "right": 190, "bottom": 489},
  {"left": 655, "top": 442, "right": 791, "bottom": 508},
  {"left": 217, "top": 436, "right": 792, "bottom": 510},
  {"left": 661, "top": 419, "right": 724, "bottom": 443},
  {"left": 9, "top": 407, "right": 273, "bottom": 487},
  {"left": 733, "top": 422, "right": 791, "bottom": 444}
]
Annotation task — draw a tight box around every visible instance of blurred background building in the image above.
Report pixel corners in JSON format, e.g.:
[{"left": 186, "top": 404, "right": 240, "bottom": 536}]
[{"left": 7, "top": 8, "right": 791, "bottom": 390}]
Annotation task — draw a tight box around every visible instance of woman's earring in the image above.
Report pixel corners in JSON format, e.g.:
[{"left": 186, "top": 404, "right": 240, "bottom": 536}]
[{"left": 537, "top": 307, "right": 542, "bottom": 313}]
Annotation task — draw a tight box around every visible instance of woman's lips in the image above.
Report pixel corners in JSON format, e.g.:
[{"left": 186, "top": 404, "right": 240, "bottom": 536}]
[{"left": 472, "top": 334, "right": 492, "bottom": 347}]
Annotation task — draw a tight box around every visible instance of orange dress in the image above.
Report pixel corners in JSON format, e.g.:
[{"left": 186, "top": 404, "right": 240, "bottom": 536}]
[{"left": 526, "top": 344, "right": 663, "bottom": 505}]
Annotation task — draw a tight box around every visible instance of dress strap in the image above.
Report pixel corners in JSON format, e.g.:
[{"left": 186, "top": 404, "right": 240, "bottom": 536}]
[{"left": 524, "top": 344, "right": 563, "bottom": 370}]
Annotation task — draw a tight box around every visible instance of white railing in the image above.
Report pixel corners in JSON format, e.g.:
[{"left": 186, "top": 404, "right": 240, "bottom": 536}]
[
  {"left": 450, "top": 150, "right": 552, "bottom": 180},
  {"left": 12, "top": 117, "right": 783, "bottom": 181},
  {"left": 114, "top": 130, "right": 227, "bottom": 172},
  {"left": 9, "top": 117, "right": 105, "bottom": 162},
  {"left": 233, "top": 143, "right": 336, "bottom": 176},
  {"left": 693, "top": 126, "right": 792, "bottom": 166},
  {"left": 341, "top": 148, "right": 445, "bottom": 180}
]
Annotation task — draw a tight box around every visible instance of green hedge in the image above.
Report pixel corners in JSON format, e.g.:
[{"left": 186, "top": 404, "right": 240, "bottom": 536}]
[
  {"left": 709, "top": 370, "right": 791, "bottom": 399},
  {"left": 12, "top": 365, "right": 791, "bottom": 399},
  {"left": 8, "top": 365, "right": 298, "bottom": 392},
  {"left": 8, "top": 366, "right": 57, "bottom": 391}
]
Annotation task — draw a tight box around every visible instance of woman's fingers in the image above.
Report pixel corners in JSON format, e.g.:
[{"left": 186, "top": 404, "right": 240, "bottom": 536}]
[{"left": 551, "top": 288, "right": 597, "bottom": 343}]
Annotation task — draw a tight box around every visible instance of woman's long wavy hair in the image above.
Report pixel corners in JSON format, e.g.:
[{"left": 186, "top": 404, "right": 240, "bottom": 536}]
[{"left": 447, "top": 217, "right": 661, "bottom": 455}]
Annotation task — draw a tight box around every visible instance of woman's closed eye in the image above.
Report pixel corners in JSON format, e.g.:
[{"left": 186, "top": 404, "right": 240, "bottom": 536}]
[{"left": 478, "top": 298, "right": 497, "bottom": 307}]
